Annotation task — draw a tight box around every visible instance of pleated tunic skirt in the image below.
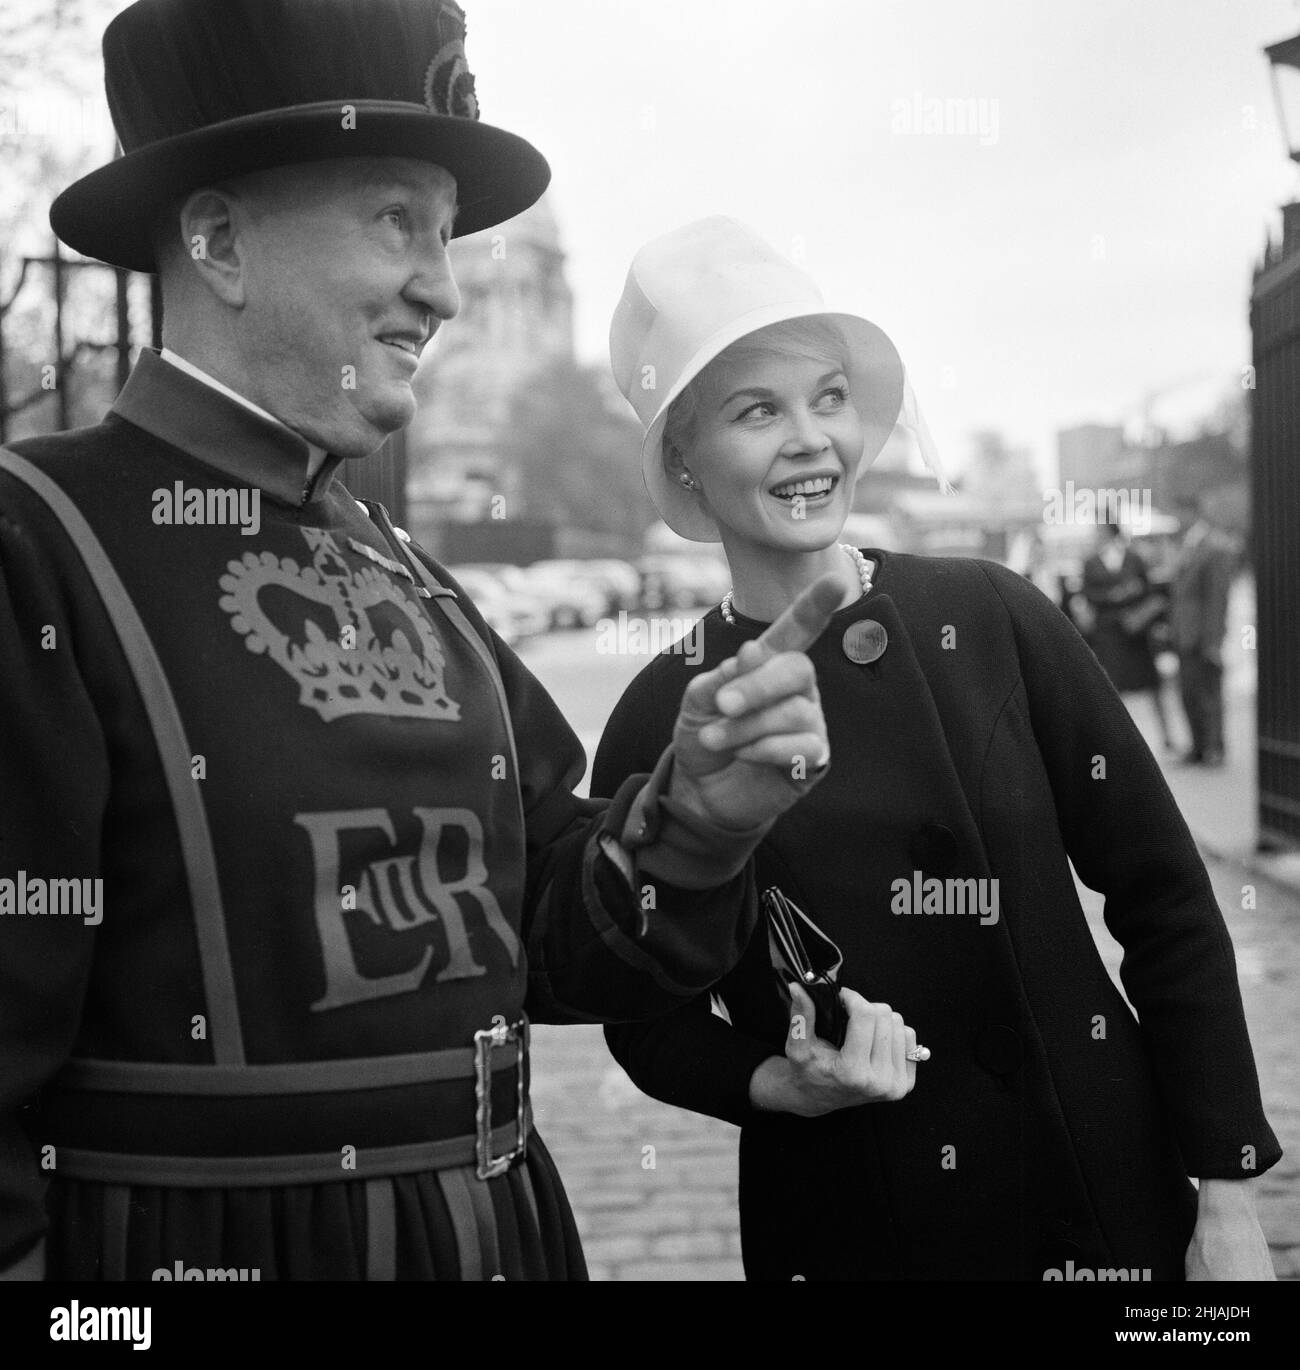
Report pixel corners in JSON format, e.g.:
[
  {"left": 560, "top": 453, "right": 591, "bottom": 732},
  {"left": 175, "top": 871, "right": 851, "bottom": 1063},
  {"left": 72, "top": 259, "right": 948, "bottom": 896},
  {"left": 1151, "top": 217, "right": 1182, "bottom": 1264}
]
[{"left": 44, "top": 1128, "right": 587, "bottom": 1281}]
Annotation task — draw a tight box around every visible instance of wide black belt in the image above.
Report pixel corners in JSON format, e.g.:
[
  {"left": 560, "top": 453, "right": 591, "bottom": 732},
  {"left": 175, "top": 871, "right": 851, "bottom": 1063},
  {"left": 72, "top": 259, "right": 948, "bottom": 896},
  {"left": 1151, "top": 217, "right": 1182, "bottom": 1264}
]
[{"left": 39, "top": 1018, "right": 530, "bottom": 1185}]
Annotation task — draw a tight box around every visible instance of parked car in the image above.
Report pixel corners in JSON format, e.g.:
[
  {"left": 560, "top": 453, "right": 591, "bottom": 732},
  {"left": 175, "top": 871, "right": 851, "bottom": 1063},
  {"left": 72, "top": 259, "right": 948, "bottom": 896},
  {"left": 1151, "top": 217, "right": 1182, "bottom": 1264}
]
[
  {"left": 578, "top": 558, "right": 643, "bottom": 612},
  {"left": 448, "top": 566, "right": 549, "bottom": 644},
  {"left": 636, "top": 554, "right": 730, "bottom": 611},
  {"left": 520, "top": 562, "right": 607, "bottom": 628},
  {"left": 455, "top": 562, "right": 599, "bottom": 632},
  {"left": 531, "top": 558, "right": 641, "bottom": 614}
]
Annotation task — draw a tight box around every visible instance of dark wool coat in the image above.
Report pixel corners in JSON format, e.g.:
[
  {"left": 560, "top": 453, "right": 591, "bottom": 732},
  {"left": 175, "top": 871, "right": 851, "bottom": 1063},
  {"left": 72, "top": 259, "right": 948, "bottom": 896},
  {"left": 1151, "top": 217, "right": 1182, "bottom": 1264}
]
[{"left": 598, "top": 551, "right": 1280, "bottom": 1282}]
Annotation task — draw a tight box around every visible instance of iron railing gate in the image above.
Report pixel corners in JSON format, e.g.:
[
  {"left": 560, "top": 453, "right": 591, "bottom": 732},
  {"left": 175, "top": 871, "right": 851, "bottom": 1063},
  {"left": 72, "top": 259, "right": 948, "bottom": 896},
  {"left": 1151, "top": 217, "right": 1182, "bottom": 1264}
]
[{"left": 1251, "top": 236, "right": 1300, "bottom": 850}]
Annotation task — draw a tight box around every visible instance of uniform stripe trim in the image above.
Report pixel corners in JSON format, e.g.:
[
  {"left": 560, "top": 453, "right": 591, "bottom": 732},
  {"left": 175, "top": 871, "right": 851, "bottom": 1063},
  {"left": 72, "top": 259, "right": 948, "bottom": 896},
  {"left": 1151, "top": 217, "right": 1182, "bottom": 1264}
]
[
  {"left": 365, "top": 1179, "right": 397, "bottom": 1281},
  {"left": 0, "top": 447, "right": 245, "bottom": 1064},
  {"left": 467, "top": 1172, "right": 502, "bottom": 1279},
  {"left": 53, "top": 1121, "right": 529, "bottom": 1187},
  {"left": 55, "top": 1044, "right": 518, "bottom": 1095},
  {"left": 362, "top": 501, "right": 529, "bottom": 851},
  {"left": 437, "top": 1168, "right": 483, "bottom": 1281},
  {"left": 101, "top": 1186, "right": 131, "bottom": 1281}
]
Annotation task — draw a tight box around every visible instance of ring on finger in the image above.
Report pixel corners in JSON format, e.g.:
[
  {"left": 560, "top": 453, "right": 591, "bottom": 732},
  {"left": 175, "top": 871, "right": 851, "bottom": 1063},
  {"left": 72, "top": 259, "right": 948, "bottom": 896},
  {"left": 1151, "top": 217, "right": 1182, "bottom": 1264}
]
[{"left": 905, "top": 1046, "right": 931, "bottom": 1062}]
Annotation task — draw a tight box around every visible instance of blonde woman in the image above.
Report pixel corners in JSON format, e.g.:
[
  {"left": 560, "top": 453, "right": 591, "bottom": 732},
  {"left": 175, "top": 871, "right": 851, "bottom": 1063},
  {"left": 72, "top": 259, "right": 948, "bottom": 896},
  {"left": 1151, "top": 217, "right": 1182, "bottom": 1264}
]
[{"left": 594, "top": 218, "right": 1279, "bottom": 1282}]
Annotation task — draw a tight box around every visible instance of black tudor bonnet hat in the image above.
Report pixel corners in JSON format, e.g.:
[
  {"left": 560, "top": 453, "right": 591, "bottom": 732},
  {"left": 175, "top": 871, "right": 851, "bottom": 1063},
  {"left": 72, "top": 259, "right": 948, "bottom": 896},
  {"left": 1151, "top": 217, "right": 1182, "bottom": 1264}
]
[{"left": 50, "top": 0, "right": 551, "bottom": 272}]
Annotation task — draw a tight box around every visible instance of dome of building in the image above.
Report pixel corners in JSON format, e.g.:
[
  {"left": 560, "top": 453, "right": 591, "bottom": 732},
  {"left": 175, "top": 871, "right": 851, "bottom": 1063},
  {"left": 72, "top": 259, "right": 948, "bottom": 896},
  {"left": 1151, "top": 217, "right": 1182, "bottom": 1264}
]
[{"left": 407, "top": 193, "right": 576, "bottom": 509}]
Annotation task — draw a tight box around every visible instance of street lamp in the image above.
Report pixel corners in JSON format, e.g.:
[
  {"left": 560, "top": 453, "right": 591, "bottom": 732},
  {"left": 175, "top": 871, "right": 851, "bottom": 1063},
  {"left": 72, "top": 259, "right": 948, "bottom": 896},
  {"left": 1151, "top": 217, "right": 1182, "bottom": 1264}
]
[
  {"left": 1263, "top": 33, "right": 1300, "bottom": 264},
  {"left": 1265, "top": 33, "right": 1300, "bottom": 161}
]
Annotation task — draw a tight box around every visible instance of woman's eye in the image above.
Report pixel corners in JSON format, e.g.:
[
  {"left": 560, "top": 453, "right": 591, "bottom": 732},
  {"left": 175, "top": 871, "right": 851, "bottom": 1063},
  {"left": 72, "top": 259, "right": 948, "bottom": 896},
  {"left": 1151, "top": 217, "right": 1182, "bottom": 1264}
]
[
  {"left": 382, "top": 207, "right": 406, "bottom": 230},
  {"left": 736, "top": 400, "right": 777, "bottom": 421},
  {"left": 816, "top": 385, "right": 849, "bottom": 409}
]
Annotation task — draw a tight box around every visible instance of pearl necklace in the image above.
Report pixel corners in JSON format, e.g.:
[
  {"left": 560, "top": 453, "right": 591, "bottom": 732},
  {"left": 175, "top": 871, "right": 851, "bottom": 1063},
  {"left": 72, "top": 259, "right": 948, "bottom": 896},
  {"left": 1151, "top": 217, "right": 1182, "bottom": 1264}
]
[{"left": 719, "top": 544, "right": 874, "bottom": 626}]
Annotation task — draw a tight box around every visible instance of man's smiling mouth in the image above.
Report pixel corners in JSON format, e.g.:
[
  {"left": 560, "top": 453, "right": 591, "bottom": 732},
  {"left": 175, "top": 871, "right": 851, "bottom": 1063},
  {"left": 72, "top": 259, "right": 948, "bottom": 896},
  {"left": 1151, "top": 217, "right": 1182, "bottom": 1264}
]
[{"left": 378, "top": 335, "right": 420, "bottom": 356}]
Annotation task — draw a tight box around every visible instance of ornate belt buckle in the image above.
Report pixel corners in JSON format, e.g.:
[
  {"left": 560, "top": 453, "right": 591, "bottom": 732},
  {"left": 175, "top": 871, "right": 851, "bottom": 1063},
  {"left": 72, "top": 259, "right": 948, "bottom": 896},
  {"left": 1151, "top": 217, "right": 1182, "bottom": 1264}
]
[{"left": 473, "top": 1015, "right": 529, "bottom": 1180}]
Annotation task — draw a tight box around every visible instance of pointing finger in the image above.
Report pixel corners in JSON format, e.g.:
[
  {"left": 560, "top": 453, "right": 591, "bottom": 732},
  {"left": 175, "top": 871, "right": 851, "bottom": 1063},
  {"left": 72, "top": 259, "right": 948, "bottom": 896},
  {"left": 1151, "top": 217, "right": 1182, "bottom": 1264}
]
[{"left": 752, "top": 574, "right": 842, "bottom": 657}]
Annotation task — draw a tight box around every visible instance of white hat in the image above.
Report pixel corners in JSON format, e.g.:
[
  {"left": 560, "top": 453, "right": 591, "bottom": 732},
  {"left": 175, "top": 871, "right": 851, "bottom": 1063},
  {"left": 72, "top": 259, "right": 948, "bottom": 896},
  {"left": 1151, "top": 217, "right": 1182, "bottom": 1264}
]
[{"left": 609, "top": 216, "right": 951, "bottom": 542}]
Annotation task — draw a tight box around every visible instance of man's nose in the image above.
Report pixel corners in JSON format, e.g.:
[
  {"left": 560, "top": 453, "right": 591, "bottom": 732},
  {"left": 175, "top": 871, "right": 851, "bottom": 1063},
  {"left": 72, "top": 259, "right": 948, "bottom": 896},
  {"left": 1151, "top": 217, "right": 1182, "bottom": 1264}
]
[{"left": 406, "top": 240, "right": 460, "bottom": 324}]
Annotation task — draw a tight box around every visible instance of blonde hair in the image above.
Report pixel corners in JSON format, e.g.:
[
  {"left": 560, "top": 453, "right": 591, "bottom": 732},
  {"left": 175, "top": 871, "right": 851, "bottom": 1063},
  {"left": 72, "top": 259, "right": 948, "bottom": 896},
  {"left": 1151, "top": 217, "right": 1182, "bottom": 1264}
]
[{"left": 663, "top": 316, "right": 850, "bottom": 459}]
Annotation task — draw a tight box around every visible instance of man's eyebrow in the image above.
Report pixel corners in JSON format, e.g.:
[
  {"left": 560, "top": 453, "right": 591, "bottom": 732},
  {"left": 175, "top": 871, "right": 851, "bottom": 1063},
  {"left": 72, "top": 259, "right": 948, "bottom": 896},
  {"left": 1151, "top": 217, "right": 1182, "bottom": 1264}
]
[
  {"left": 358, "top": 169, "right": 419, "bottom": 193},
  {"left": 359, "top": 171, "right": 459, "bottom": 219}
]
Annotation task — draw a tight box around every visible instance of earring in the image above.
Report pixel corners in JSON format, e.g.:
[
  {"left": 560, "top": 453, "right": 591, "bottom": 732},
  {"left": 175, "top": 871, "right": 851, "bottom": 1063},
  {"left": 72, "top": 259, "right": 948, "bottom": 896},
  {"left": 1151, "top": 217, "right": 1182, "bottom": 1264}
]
[{"left": 678, "top": 472, "right": 699, "bottom": 491}]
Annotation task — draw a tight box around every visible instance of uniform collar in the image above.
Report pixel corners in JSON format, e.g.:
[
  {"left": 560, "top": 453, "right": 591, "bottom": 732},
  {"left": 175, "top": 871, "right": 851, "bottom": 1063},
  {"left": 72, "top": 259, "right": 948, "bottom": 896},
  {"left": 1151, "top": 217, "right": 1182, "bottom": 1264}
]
[{"left": 111, "top": 347, "right": 346, "bottom": 508}]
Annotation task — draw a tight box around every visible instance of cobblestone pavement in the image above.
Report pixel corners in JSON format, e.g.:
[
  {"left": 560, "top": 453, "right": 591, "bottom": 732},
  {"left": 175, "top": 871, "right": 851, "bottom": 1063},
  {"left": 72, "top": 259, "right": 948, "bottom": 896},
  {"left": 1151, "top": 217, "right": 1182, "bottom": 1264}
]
[
  {"left": 520, "top": 612, "right": 1299, "bottom": 1281},
  {"left": 529, "top": 1023, "right": 744, "bottom": 1280}
]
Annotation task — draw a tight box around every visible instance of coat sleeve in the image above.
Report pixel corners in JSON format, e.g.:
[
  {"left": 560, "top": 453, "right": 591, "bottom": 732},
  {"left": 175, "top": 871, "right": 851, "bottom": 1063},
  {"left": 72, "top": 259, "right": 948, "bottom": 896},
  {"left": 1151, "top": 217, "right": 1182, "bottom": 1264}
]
[
  {"left": 0, "top": 483, "right": 109, "bottom": 1276},
  {"left": 593, "top": 661, "right": 779, "bottom": 1127},
  {"left": 414, "top": 558, "right": 763, "bottom": 1025},
  {"left": 979, "top": 559, "right": 1281, "bottom": 1180}
]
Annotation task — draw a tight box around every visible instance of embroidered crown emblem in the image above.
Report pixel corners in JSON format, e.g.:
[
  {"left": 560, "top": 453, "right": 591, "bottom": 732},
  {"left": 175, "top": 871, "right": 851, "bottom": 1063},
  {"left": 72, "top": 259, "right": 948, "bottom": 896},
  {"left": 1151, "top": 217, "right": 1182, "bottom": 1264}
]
[
  {"left": 423, "top": 0, "right": 479, "bottom": 120},
  {"left": 218, "top": 528, "right": 461, "bottom": 723}
]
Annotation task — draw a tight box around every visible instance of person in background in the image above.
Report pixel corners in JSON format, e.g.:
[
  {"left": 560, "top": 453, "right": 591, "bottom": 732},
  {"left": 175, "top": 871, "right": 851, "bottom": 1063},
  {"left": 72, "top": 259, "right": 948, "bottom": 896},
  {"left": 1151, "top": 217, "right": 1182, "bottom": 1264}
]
[
  {"left": 1081, "top": 522, "right": 1175, "bottom": 752},
  {"left": 1169, "top": 496, "right": 1239, "bottom": 768}
]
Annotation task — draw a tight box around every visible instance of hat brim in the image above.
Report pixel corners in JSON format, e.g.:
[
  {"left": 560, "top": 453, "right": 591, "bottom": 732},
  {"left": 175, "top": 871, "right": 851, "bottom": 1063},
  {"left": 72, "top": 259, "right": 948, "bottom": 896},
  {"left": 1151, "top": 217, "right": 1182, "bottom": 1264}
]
[
  {"left": 641, "top": 306, "right": 906, "bottom": 543},
  {"left": 50, "top": 101, "right": 551, "bottom": 272}
]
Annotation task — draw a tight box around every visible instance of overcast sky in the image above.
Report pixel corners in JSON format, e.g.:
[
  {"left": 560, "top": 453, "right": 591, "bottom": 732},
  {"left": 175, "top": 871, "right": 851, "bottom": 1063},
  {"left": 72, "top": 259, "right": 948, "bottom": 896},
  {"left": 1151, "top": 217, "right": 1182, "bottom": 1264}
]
[
  {"left": 459, "top": 0, "right": 1300, "bottom": 481},
  {"left": 22, "top": 0, "right": 1300, "bottom": 483}
]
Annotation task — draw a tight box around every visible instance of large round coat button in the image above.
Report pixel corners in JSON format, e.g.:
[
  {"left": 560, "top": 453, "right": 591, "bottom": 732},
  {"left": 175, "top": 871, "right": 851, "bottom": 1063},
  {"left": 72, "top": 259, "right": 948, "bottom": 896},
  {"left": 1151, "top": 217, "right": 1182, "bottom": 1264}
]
[
  {"left": 842, "top": 619, "right": 887, "bottom": 664},
  {"left": 975, "top": 1024, "right": 1023, "bottom": 1075},
  {"left": 908, "top": 821, "right": 959, "bottom": 875}
]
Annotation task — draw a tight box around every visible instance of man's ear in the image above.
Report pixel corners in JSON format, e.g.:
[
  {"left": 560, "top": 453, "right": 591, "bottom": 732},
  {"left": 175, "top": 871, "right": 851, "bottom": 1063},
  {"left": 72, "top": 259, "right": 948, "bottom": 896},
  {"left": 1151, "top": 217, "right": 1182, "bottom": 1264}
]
[{"left": 177, "top": 187, "right": 249, "bottom": 307}]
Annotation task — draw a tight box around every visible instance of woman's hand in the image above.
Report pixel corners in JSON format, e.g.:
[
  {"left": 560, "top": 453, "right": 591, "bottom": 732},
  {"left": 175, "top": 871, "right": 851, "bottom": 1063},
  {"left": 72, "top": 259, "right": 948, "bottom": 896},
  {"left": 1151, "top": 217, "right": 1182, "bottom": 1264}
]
[
  {"left": 749, "top": 982, "right": 919, "bottom": 1117},
  {"left": 1184, "top": 1179, "right": 1276, "bottom": 1280}
]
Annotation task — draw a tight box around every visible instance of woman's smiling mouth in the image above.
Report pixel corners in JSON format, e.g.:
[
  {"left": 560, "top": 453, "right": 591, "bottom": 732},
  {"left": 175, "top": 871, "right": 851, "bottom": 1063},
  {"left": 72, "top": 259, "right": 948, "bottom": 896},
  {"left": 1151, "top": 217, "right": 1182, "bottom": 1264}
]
[{"left": 768, "top": 472, "right": 840, "bottom": 503}]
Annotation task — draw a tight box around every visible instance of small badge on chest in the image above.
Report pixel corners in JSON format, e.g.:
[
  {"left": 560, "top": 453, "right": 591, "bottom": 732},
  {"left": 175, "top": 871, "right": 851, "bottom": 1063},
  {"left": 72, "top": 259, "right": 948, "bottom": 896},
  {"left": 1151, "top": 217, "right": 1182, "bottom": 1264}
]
[{"left": 842, "top": 619, "right": 888, "bottom": 664}]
